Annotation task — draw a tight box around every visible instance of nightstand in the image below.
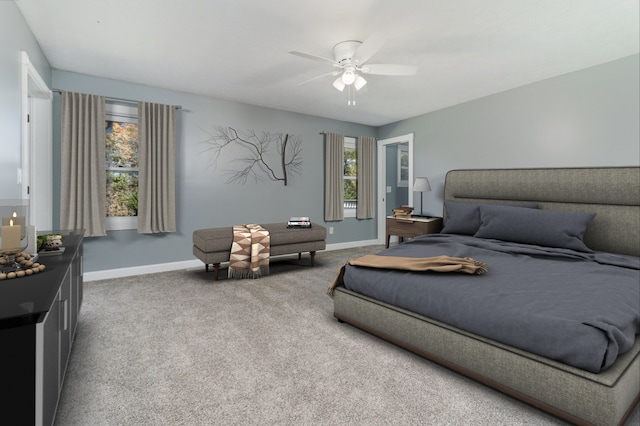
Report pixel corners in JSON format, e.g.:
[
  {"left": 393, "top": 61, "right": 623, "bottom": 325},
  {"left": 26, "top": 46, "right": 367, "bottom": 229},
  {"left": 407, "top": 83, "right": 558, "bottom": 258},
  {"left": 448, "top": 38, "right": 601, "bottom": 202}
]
[{"left": 386, "top": 216, "right": 443, "bottom": 248}]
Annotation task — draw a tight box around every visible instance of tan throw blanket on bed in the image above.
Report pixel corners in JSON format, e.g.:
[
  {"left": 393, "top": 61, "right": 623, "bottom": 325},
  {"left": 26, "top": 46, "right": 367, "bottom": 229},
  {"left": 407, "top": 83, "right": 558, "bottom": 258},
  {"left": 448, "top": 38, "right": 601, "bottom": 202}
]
[
  {"left": 327, "top": 254, "right": 487, "bottom": 296},
  {"left": 228, "top": 224, "right": 270, "bottom": 279}
]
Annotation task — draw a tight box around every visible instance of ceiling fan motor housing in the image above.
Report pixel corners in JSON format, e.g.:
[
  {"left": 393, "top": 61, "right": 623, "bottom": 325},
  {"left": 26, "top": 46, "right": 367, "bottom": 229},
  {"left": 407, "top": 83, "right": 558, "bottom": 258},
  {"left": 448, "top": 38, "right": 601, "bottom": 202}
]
[{"left": 333, "top": 41, "right": 362, "bottom": 65}]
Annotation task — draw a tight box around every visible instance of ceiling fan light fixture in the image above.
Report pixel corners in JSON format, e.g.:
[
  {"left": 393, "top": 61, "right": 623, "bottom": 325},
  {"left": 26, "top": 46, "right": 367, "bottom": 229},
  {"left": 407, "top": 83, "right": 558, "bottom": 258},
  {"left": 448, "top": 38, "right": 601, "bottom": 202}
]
[
  {"left": 354, "top": 75, "right": 367, "bottom": 91},
  {"left": 291, "top": 34, "right": 418, "bottom": 104},
  {"left": 341, "top": 69, "right": 356, "bottom": 85}
]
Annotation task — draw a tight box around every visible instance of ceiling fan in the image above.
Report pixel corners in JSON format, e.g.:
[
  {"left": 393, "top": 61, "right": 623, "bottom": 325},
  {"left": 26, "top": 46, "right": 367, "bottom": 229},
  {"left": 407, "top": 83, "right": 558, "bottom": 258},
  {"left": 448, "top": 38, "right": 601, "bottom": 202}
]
[{"left": 289, "top": 33, "right": 418, "bottom": 99}]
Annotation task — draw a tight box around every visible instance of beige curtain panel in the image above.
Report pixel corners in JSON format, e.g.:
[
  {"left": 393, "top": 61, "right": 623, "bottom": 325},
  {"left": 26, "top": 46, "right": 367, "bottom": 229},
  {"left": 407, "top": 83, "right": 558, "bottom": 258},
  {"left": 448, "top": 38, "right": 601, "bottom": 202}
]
[
  {"left": 60, "top": 91, "right": 107, "bottom": 237},
  {"left": 324, "top": 133, "right": 345, "bottom": 221},
  {"left": 356, "top": 136, "right": 376, "bottom": 219},
  {"left": 137, "top": 102, "right": 176, "bottom": 234}
]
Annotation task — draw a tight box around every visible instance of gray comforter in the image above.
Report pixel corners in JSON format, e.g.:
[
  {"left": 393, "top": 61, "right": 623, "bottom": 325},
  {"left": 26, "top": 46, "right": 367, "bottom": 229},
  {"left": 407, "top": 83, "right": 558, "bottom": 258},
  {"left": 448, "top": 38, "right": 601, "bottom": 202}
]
[{"left": 342, "top": 234, "right": 640, "bottom": 373}]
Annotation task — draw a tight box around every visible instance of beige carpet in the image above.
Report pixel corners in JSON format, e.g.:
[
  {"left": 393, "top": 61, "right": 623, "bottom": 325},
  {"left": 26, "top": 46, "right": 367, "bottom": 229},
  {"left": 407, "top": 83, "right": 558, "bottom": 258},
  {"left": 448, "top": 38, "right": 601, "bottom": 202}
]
[{"left": 55, "top": 246, "right": 639, "bottom": 425}]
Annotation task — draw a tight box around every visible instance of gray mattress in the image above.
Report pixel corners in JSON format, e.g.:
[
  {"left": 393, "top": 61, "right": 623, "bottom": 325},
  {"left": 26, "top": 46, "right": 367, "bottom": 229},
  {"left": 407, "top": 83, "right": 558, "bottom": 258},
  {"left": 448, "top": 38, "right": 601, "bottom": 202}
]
[{"left": 342, "top": 233, "right": 640, "bottom": 373}]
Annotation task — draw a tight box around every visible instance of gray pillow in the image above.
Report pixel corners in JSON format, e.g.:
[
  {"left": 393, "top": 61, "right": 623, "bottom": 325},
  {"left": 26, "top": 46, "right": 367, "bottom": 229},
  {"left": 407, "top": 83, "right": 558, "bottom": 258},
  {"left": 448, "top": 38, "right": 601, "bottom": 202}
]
[
  {"left": 441, "top": 201, "right": 481, "bottom": 235},
  {"left": 474, "top": 204, "right": 596, "bottom": 252},
  {"left": 441, "top": 201, "right": 538, "bottom": 235}
]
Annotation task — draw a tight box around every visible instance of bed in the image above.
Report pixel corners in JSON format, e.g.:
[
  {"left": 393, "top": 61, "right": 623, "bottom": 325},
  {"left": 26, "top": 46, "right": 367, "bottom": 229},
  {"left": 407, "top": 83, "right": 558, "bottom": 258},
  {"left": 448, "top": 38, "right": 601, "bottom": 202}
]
[{"left": 331, "top": 167, "right": 640, "bottom": 426}]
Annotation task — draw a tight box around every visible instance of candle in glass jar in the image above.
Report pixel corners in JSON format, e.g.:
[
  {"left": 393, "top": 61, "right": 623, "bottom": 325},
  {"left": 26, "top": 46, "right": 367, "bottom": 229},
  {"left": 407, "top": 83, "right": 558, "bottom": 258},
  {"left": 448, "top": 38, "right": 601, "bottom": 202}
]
[
  {"left": 2, "top": 212, "right": 25, "bottom": 239},
  {"left": 1, "top": 219, "right": 21, "bottom": 252}
]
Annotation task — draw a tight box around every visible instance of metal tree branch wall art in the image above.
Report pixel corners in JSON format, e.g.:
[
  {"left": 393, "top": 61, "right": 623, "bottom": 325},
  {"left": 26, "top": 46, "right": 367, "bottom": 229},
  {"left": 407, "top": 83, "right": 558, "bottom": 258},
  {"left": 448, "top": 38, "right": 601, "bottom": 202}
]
[{"left": 204, "top": 126, "right": 303, "bottom": 186}]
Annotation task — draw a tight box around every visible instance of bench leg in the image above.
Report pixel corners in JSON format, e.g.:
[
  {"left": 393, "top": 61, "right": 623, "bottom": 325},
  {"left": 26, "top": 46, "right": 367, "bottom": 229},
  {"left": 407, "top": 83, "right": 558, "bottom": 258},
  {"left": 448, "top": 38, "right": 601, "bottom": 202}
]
[
  {"left": 310, "top": 251, "right": 316, "bottom": 266},
  {"left": 205, "top": 263, "right": 221, "bottom": 280}
]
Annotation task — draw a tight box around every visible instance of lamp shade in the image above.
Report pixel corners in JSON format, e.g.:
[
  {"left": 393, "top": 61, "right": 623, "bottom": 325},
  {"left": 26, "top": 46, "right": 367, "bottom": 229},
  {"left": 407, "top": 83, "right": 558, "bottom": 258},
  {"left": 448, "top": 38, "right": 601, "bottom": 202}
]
[
  {"left": 332, "top": 77, "right": 346, "bottom": 92},
  {"left": 413, "top": 177, "right": 431, "bottom": 192},
  {"left": 354, "top": 75, "right": 367, "bottom": 91}
]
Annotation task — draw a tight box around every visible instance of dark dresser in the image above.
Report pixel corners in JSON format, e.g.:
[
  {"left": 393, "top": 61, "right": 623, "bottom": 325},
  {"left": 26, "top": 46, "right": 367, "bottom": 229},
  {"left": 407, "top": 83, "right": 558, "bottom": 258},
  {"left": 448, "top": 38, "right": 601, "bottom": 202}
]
[{"left": 0, "top": 231, "right": 83, "bottom": 425}]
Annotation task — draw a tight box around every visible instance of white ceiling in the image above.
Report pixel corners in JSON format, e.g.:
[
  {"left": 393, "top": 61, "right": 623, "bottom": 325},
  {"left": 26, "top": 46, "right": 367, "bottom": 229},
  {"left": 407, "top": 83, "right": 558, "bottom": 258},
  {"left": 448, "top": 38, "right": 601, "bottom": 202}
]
[{"left": 15, "top": 0, "right": 640, "bottom": 127}]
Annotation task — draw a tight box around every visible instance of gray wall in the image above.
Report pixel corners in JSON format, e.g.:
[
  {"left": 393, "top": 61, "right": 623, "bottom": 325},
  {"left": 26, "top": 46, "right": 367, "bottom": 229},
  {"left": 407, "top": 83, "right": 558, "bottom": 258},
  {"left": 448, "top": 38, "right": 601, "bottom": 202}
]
[
  {"left": 52, "top": 71, "right": 377, "bottom": 273},
  {"left": 3, "top": 2, "right": 639, "bottom": 274},
  {"left": 0, "top": 2, "right": 51, "bottom": 199},
  {"left": 379, "top": 54, "right": 640, "bottom": 217}
]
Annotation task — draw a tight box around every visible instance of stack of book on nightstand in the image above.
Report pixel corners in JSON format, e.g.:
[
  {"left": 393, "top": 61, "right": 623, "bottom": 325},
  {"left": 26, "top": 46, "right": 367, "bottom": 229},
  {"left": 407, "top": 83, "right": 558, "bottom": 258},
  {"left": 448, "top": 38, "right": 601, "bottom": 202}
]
[
  {"left": 392, "top": 206, "right": 414, "bottom": 218},
  {"left": 287, "top": 217, "right": 311, "bottom": 228}
]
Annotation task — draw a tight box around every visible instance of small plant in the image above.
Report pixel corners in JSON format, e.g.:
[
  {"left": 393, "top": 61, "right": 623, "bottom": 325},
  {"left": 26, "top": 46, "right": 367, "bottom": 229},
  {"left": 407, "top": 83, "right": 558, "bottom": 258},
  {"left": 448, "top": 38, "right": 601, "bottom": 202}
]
[{"left": 37, "top": 234, "right": 63, "bottom": 251}]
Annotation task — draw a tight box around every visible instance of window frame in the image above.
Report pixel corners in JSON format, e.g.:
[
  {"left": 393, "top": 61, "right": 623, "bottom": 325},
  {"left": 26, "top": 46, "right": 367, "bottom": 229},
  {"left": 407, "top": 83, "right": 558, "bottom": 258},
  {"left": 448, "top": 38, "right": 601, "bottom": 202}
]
[
  {"left": 343, "top": 137, "right": 357, "bottom": 218},
  {"left": 105, "top": 102, "right": 139, "bottom": 231}
]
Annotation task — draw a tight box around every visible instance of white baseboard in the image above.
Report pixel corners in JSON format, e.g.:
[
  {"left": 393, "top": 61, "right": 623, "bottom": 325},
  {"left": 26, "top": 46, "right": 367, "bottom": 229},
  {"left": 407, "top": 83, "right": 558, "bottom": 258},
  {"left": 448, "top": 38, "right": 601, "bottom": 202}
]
[
  {"left": 84, "top": 240, "right": 382, "bottom": 282},
  {"left": 325, "top": 239, "right": 380, "bottom": 251},
  {"left": 84, "top": 259, "right": 203, "bottom": 282}
]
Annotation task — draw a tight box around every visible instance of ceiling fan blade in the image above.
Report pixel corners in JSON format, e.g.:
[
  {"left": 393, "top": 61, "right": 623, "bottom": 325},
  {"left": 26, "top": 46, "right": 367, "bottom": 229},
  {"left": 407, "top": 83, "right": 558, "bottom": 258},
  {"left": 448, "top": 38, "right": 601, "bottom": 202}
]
[
  {"left": 297, "top": 70, "right": 341, "bottom": 85},
  {"left": 289, "top": 50, "right": 337, "bottom": 65},
  {"left": 361, "top": 64, "right": 418, "bottom": 76},
  {"left": 351, "top": 33, "right": 386, "bottom": 65}
]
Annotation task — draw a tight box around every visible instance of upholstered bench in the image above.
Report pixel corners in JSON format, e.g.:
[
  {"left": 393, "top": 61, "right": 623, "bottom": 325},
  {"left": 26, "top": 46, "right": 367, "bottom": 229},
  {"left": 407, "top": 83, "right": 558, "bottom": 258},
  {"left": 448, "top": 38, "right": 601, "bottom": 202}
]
[{"left": 193, "top": 222, "right": 326, "bottom": 280}]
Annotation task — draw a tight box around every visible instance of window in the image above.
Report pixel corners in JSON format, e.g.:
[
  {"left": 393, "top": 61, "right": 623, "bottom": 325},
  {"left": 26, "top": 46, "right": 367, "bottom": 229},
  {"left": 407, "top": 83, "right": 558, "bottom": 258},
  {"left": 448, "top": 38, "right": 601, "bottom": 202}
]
[
  {"left": 397, "top": 144, "right": 409, "bottom": 187},
  {"left": 105, "top": 102, "right": 138, "bottom": 230},
  {"left": 343, "top": 137, "right": 357, "bottom": 217}
]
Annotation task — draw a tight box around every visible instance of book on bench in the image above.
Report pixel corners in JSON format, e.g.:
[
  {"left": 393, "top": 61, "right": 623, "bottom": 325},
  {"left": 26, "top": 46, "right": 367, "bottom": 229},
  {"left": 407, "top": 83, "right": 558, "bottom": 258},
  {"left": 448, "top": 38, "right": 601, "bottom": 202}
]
[{"left": 288, "top": 217, "right": 311, "bottom": 228}]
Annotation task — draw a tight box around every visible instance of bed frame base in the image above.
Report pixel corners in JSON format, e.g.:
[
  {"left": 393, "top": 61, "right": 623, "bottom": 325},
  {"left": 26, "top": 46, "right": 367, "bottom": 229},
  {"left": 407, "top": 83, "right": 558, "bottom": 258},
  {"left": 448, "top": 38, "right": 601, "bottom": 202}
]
[{"left": 334, "top": 287, "right": 640, "bottom": 426}]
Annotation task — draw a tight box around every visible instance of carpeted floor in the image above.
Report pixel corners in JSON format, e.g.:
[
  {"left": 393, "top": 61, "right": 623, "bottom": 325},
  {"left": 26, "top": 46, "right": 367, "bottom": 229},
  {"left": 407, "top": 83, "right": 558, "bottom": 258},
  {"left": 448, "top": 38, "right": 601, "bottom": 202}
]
[{"left": 55, "top": 246, "right": 639, "bottom": 425}]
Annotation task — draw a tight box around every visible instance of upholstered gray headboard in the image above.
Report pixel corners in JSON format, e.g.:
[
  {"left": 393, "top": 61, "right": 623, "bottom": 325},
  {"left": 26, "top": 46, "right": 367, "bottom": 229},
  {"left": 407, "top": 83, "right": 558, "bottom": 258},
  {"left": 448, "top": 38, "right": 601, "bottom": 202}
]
[{"left": 443, "top": 167, "right": 640, "bottom": 257}]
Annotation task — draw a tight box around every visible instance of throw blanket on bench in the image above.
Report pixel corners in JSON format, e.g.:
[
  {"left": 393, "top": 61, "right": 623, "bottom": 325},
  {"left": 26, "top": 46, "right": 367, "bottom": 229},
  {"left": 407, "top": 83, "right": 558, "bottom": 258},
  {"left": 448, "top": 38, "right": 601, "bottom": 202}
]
[
  {"left": 327, "top": 254, "right": 487, "bottom": 296},
  {"left": 228, "top": 224, "right": 270, "bottom": 279}
]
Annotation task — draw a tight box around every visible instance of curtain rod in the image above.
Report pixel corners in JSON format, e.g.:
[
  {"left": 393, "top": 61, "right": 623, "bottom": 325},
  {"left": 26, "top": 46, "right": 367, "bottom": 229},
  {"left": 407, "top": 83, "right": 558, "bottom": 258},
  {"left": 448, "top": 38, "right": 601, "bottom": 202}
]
[
  {"left": 319, "top": 131, "right": 366, "bottom": 139},
  {"left": 52, "top": 89, "right": 182, "bottom": 109}
]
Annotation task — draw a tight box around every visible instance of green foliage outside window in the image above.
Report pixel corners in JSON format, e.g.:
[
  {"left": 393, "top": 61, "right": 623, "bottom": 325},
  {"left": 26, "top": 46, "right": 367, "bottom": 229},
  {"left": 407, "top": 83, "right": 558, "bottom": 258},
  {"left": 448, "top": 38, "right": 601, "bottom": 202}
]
[
  {"left": 106, "top": 172, "right": 138, "bottom": 216},
  {"left": 344, "top": 146, "right": 357, "bottom": 201},
  {"left": 106, "top": 121, "right": 139, "bottom": 217}
]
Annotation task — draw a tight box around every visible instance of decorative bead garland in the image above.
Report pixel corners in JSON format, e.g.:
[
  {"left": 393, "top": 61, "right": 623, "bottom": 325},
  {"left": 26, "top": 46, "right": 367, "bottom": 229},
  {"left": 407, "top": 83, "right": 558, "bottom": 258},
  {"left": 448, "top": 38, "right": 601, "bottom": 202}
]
[{"left": 0, "top": 251, "right": 46, "bottom": 280}]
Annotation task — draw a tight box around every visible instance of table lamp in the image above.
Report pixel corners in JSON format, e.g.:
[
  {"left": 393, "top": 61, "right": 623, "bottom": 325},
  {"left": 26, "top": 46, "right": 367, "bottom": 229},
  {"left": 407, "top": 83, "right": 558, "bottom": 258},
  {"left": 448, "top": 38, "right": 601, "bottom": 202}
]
[{"left": 413, "top": 177, "right": 431, "bottom": 217}]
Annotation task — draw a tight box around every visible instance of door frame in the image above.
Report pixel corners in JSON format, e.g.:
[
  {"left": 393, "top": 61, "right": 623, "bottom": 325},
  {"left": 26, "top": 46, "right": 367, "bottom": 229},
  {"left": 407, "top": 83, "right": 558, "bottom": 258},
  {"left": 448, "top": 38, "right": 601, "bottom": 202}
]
[
  {"left": 377, "top": 133, "right": 414, "bottom": 244},
  {"left": 21, "top": 51, "right": 53, "bottom": 230}
]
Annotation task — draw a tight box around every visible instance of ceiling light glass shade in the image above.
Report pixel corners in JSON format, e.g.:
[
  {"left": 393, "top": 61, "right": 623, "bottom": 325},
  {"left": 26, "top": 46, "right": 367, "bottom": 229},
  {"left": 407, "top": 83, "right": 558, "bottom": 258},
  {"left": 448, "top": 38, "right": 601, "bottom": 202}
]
[
  {"left": 341, "top": 69, "right": 356, "bottom": 85},
  {"left": 354, "top": 75, "right": 367, "bottom": 91},
  {"left": 332, "top": 77, "right": 346, "bottom": 91}
]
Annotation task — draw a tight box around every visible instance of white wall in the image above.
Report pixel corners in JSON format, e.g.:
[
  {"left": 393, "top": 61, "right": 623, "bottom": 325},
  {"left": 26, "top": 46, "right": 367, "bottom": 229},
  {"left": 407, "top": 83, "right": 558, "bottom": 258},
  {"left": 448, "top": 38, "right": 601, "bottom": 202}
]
[{"left": 379, "top": 54, "right": 640, "bottom": 217}]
